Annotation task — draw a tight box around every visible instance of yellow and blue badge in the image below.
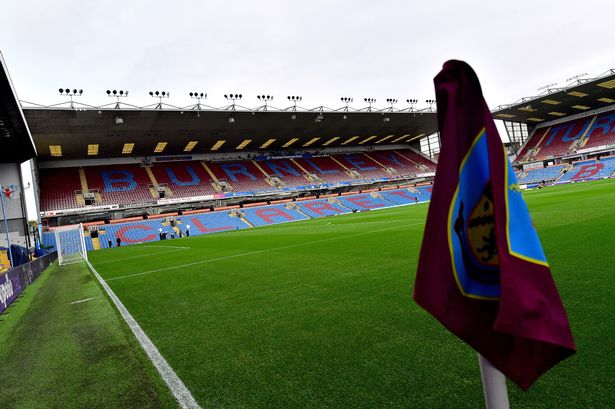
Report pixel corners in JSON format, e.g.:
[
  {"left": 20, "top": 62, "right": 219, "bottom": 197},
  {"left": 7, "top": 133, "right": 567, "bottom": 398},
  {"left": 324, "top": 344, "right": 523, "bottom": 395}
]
[{"left": 447, "top": 128, "right": 548, "bottom": 300}]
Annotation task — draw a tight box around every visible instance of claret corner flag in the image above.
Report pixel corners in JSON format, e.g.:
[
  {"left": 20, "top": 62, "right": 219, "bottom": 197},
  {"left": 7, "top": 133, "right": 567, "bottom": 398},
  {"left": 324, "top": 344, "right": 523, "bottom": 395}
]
[{"left": 414, "top": 60, "right": 575, "bottom": 390}]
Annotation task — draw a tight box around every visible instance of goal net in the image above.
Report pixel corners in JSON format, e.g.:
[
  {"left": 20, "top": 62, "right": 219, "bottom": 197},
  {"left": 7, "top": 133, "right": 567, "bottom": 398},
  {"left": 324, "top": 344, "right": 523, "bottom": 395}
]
[{"left": 54, "top": 223, "right": 88, "bottom": 265}]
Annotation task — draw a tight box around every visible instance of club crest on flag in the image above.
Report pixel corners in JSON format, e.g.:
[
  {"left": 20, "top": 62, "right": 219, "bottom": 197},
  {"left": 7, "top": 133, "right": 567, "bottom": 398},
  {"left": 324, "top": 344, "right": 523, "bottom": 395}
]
[
  {"left": 414, "top": 60, "right": 575, "bottom": 391},
  {"left": 1, "top": 184, "right": 17, "bottom": 200},
  {"left": 448, "top": 129, "right": 500, "bottom": 300},
  {"left": 504, "top": 160, "right": 549, "bottom": 267}
]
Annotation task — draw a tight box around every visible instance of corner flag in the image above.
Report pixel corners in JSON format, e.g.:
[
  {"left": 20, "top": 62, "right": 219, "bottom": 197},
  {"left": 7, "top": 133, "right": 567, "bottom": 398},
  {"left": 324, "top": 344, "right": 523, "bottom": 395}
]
[{"left": 414, "top": 60, "right": 575, "bottom": 390}]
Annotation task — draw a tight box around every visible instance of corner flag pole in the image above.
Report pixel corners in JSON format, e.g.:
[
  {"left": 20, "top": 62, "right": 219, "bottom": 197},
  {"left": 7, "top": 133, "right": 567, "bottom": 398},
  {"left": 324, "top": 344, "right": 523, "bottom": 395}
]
[
  {"left": 478, "top": 354, "right": 510, "bottom": 409},
  {"left": 0, "top": 189, "right": 14, "bottom": 269}
]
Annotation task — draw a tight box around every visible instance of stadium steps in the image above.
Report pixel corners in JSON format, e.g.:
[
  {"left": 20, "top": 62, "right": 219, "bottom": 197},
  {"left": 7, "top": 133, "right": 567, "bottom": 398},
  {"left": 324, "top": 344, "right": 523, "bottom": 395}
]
[
  {"left": 91, "top": 237, "right": 101, "bottom": 250},
  {"left": 285, "top": 203, "right": 311, "bottom": 219},
  {"left": 578, "top": 115, "right": 598, "bottom": 148},
  {"left": 200, "top": 162, "right": 227, "bottom": 192},
  {"left": 76, "top": 193, "right": 86, "bottom": 207},
  {"left": 250, "top": 160, "right": 286, "bottom": 188},
  {"left": 239, "top": 215, "right": 254, "bottom": 227},
  {"left": 290, "top": 159, "right": 320, "bottom": 183},
  {"left": 200, "top": 161, "right": 219, "bottom": 183},
  {"left": 393, "top": 150, "right": 418, "bottom": 165},
  {"left": 78, "top": 168, "right": 89, "bottom": 191},
  {"left": 250, "top": 160, "right": 270, "bottom": 177},
  {"left": 330, "top": 156, "right": 350, "bottom": 171},
  {"left": 75, "top": 168, "right": 88, "bottom": 206},
  {"left": 228, "top": 209, "right": 254, "bottom": 227},
  {"left": 327, "top": 197, "right": 353, "bottom": 211},
  {"left": 329, "top": 156, "right": 364, "bottom": 179},
  {"left": 362, "top": 152, "right": 397, "bottom": 175},
  {"left": 145, "top": 166, "right": 162, "bottom": 199},
  {"left": 145, "top": 166, "right": 158, "bottom": 187}
]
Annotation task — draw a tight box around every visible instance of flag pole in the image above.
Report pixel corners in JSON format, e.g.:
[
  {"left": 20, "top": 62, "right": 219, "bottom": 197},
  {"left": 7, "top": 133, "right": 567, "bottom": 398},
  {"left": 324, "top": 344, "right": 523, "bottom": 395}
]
[
  {"left": 478, "top": 353, "right": 510, "bottom": 409},
  {"left": 0, "top": 189, "right": 14, "bottom": 269}
]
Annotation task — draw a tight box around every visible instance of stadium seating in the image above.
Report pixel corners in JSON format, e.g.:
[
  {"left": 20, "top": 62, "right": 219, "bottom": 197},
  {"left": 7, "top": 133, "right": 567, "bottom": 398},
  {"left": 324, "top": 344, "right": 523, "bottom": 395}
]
[
  {"left": 581, "top": 112, "right": 615, "bottom": 150},
  {"left": 371, "top": 150, "right": 422, "bottom": 176},
  {"left": 333, "top": 153, "right": 390, "bottom": 180},
  {"left": 39, "top": 167, "right": 82, "bottom": 211},
  {"left": 294, "top": 156, "right": 351, "bottom": 184},
  {"left": 517, "top": 165, "right": 565, "bottom": 184},
  {"left": 207, "top": 160, "right": 273, "bottom": 192},
  {"left": 41, "top": 185, "right": 434, "bottom": 250},
  {"left": 256, "top": 159, "right": 310, "bottom": 188},
  {"left": 85, "top": 164, "right": 154, "bottom": 206},
  {"left": 242, "top": 204, "right": 309, "bottom": 227},
  {"left": 336, "top": 194, "right": 392, "bottom": 211},
  {"left": 39, "top": 150, "right": 437, "bottom": 212},
  {"left": 515, "top": 128, "right": 546, "bottom": 163},
  {"left": 515, "top": 110, "right": 615, "bottom": 163},
  {"left": 558, "top": 157, "right": 615, "bottom": 182},
  {"left": 380, "top": 188, "right": 427, "bottom": 205},
  {"left": 295, "top": 199, "right": 350, "bottom": 217},
  {"left": 150, "top": 161, "right": 216, "bottom": 198},
  {"left": 534, "top": 118, "right": 593, "bottom": 160},
  {"left": 178, "top": 212, "right": 247, "bottom": 236}
]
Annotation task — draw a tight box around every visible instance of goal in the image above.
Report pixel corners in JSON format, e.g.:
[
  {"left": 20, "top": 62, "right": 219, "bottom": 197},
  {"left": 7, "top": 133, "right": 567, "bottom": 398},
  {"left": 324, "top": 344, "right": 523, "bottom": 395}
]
[{"left": 54, "top": 223, "right": 88, "bottom": 265}]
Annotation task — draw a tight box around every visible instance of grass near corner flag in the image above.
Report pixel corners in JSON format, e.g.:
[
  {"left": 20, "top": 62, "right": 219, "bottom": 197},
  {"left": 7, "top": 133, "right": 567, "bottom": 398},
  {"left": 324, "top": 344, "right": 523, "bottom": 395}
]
[{"left": 413, "top": 60, "right": 576, "bottom": 390}]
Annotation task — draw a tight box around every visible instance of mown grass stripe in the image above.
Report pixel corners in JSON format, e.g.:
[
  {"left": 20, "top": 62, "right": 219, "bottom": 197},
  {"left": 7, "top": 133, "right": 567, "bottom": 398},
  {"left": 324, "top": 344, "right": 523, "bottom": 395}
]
[{"left": 85, "top": 259, "right": 201, "bottom": 409}]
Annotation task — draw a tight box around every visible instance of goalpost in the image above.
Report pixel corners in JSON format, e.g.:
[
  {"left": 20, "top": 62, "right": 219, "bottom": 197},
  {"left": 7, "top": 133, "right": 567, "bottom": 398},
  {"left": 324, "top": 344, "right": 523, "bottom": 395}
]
[{"left": 54, "top": 223, "right": 88, "bottom": 265}]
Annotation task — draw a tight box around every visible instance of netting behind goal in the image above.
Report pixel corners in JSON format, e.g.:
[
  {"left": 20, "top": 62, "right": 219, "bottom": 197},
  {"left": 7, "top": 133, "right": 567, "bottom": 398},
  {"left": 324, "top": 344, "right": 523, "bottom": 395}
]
[{"left": 54, "top": 223, "right": 88, "bottom": 265}]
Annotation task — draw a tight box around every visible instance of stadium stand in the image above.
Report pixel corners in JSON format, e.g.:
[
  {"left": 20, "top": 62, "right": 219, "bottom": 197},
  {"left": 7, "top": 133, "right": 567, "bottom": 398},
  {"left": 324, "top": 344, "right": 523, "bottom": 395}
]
[
  {"left": 517, "top": 165, "right": 565, "bottom": 184},
  {"left": 180, "top": 212, "right": 247, "bottom": 235},
  {"left": 580, "top": 112, "right": 615, "bottom": 151},
  {"left": 334, "top": 153, "right": 391, "bottom": 180},
  {"left": 336, "top": 194, "right": 392, "bottom": 211},
  {"left": 294, "top": 156, "right": 352, "bottom": 184},
  {"left": 41, "top": 185, "right": 433, "bottom": 249},
  {"left": 558, "top": 157, "right": 615, "bottom": 182},
  {"left": 534, "top": 118, "right": 591, "bottom": 160},
  {"left": 380, "top": 188, "right": 428, "bottom": 205},
  {"left": 295, "top": 199, "right": 350, "bottom": 217},
  {"left": 515, "top": 110, "right": 615, "bottom": 163},
  {"left": 38, "top": 150, "right": 437, "bottom": 213},
  {"left": 242, "top": 204, "right": 310, "bottom": 227},
  {"left": 150, "top": 161, "right": 216, "bottom": 198},
  {"left": 256, "top": 158, "right": 311, "bottom": 188},
  {"left": 84, "top": 164, "right": 154, "bottom": 206},
  {"left": 39, "top": 167, "right": 82, "bottom": 211},
  {"left": 207, "top": 160, "right": 274, "bottom": 192}
]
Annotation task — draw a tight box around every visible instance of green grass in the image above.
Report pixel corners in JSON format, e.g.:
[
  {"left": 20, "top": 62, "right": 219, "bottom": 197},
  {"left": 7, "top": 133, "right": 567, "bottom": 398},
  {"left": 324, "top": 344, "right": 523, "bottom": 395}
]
[
  {"left": 4, "top": 179, "right": 615, "bottom": 408},
  {"left": 0, "top": 261, "right": 176, "bottom": 409},
  {"left": 86, "top": 179, "right": 615, "bottom": 408}
]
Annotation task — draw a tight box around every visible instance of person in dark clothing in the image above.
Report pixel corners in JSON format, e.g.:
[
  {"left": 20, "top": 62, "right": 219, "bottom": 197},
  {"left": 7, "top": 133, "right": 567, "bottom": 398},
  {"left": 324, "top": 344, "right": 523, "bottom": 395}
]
[
  {"left": 186, "top": 225, "right": 190, "bottom": 237},
  {"left": 108, "top": 239, "right": 112, "bottom": 248},
  {"left": 116, "top": 237, "right": 121, "bottom": 247},
  {"left": 179, "top": 230, "right": 183, "bottom": 238}
]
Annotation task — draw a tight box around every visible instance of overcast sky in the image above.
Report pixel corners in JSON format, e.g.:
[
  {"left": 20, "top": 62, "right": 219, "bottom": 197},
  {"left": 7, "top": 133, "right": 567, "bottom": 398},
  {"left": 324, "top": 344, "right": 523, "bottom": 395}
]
[{"left": 2, "top": 0, "right": 615, "bottom": 111}]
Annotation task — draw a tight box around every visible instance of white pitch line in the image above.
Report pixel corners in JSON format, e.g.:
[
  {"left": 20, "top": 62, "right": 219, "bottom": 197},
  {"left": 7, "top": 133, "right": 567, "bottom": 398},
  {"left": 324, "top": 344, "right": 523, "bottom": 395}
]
[
  {"left": 141, "top": 245, "right": 191, "bottom": 249},
  {"left": 69, "top": 296, "right": 98, "bottom": 305},
  {"left": 94, "top": 248, "right": 188, "bottom": 265},
  {"left": 84, "top": 259, "right": 201, "bottom": 409},
  {"left": 104, "top": 221, "right": 424, "bottom": 282}
]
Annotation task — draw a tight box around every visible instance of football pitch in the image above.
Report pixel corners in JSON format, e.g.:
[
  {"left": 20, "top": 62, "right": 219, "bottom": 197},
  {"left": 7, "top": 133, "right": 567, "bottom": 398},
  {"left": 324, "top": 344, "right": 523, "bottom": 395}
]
[{"left": 6, "top": 180, "right": 615, "bottom": 408}]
